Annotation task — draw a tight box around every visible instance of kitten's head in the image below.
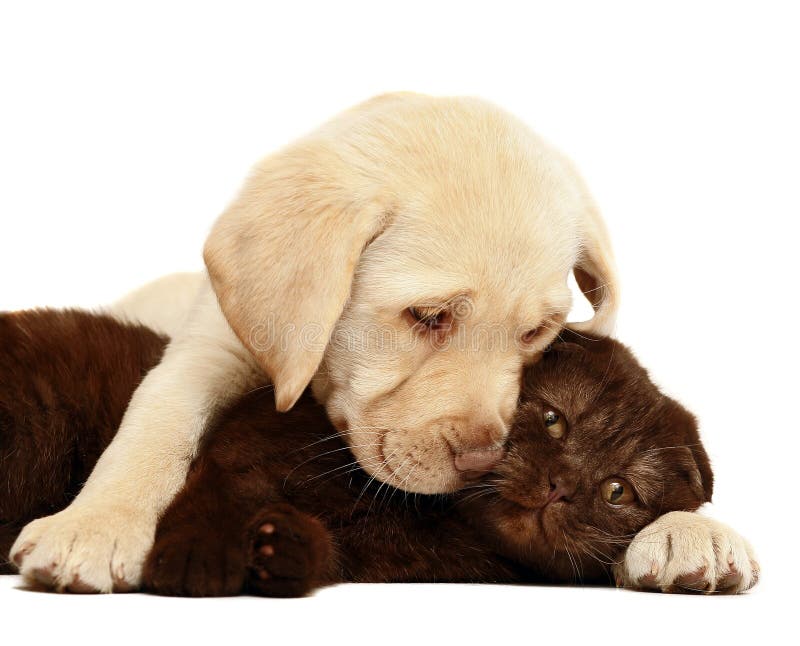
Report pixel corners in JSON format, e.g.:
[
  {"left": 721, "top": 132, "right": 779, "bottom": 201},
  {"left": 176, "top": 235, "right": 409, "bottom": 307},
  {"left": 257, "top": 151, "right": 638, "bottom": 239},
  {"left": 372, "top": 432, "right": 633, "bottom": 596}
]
[{"left": 463, "top": 330, "right": 713, "bottom": 582}]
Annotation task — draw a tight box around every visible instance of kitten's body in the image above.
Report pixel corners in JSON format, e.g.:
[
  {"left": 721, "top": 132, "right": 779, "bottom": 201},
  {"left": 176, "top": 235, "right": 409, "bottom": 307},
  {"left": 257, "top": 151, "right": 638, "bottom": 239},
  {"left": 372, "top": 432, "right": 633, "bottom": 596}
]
[
  {"left": 147, "top": 386, "right": 525, "bottom": 596},
  {"left": 0, "top": 310, "right": 165, "bottom": 572},
  {"left": 1, "top": 310, "right": 712, "bottom": 594}
]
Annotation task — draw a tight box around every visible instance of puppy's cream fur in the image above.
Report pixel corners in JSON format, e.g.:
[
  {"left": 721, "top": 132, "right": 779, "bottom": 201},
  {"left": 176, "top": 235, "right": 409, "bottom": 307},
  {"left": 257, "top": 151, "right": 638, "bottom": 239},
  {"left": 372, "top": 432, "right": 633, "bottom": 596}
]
[
  {"left": 13, "top": 93, "right": 621, "bottom": 591},
  {"left": 108, "top": 272, "right": 206, "bottom": 338}
]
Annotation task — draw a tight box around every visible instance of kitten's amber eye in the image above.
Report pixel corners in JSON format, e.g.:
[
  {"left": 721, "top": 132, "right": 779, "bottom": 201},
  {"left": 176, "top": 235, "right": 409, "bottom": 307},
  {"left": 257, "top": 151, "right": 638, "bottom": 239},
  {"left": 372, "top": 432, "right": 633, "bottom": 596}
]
[
  {"left": 543, "top": 409, "right": 567, "bottom": 438},
  {"left": 600, "top": 478, "right": 636, "bottom": 506}
]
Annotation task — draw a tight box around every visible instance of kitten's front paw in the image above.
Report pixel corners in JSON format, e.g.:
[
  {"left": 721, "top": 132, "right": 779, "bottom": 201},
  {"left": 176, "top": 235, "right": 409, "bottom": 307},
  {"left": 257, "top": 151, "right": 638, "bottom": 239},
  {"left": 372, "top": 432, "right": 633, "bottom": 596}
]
[
  {"left": 143, "top": 525, "right": 246, "bottom": 597},
  {"left": 246, "top": 504, "right": 331, "bottom": 597},
  {"left": 614, "top": 511, "right": 759, "bottom": 594},
  {"left": 10, "top": 504, "right": 153, "bottom": 593}
]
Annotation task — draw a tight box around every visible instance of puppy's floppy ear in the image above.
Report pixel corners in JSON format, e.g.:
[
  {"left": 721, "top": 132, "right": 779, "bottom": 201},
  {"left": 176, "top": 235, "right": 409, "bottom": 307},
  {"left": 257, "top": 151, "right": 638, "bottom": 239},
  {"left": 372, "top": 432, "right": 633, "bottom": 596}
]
[
  {"left": 569, "top": 205, "right": 620, "bottom": 337},
  {"left": 204, "top": 134, "right": 393, "bottom": 412}
]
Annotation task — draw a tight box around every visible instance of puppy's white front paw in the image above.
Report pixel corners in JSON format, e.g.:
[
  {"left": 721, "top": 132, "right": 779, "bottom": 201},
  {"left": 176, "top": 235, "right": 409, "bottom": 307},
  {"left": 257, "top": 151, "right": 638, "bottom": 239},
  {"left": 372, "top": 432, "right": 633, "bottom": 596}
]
[
  {"left": 10, "top": 504, "right": 155, "bottom": 593},
  {"left": 614, "top": 511, "right": 759, "bottom": 594}
]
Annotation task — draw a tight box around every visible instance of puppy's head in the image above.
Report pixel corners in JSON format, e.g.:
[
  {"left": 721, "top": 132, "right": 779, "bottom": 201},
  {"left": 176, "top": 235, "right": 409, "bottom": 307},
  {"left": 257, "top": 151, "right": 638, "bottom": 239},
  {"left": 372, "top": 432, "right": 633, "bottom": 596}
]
[{"left": 204, "top": 93, "right": 619, "bottom": 493}]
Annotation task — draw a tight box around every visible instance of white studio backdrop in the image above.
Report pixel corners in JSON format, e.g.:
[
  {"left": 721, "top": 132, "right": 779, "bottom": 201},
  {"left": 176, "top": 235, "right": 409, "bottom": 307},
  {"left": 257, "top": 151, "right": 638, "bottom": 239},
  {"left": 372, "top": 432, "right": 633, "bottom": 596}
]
[{"left": 1, "top": 1, "right": 797, "bottom": 644}]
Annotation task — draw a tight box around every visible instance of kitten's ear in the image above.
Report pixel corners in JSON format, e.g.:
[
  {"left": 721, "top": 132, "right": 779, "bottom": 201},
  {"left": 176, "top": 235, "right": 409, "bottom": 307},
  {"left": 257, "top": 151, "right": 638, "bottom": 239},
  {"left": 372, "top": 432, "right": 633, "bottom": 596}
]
[
  {"left": 666, "top": 399, "right": 714, "bottom": 503},
  {"left": 545, "top": 341, "right": 586, "bottom": 355},
  {"left": 545, "top": 327, "right": 596, "bottom": 354},
  {"left": 688, "top": 439, "right": 714, "bottom": 503},
  {"left": 674, "top": 446, "right": 714, "bottom": 504}
]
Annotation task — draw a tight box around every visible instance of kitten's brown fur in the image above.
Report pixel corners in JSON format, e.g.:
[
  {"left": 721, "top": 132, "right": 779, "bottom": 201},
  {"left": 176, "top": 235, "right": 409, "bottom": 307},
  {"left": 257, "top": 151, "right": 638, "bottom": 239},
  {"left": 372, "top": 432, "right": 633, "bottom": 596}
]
[
  {"left": 0, "top": 310, "right": 712, "bottom": 593},
  {"left": 0, "top": 309, "right": 165, "bottom": 572}
]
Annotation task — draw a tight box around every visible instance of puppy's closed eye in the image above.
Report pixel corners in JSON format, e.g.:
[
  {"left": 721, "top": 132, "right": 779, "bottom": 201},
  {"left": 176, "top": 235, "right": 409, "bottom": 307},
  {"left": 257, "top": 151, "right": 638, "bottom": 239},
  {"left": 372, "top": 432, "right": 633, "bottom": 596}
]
[
  {"left": 407, "top": 306, "right": 452, "bottom": 331},
  {"left": 521, "top": 327, "right": 542, "bottom": 344}
]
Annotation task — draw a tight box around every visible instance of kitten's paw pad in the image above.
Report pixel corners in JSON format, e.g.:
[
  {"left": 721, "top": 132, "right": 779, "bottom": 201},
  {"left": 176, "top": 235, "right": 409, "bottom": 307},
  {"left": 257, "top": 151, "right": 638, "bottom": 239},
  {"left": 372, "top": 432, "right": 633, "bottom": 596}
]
[
  {"left": 614, "top": 511, "right": 759, "bottom": 594},
  {"left": 10, "top": 506, "right": 152, "bottom": 593},
  {"left": 246, "top": 504, "right": 330, "bottom": 597},
  {"left": 143, "top": 526, "right": 245, "bottom": 597}
]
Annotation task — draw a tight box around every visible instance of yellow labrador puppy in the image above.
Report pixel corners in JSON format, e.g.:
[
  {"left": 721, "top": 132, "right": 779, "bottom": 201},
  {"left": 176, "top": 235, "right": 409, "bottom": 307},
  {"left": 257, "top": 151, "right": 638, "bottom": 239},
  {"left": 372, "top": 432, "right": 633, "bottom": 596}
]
[{"left": 10, "top": 93, "right": 750, "bottom": 593}]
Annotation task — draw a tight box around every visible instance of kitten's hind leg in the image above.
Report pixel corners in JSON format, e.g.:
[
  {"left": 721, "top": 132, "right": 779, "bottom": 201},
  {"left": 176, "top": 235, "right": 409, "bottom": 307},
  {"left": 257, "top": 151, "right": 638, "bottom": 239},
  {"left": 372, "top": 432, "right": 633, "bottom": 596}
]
[
  {"left": 142, "top": 462, "right": 256, "bottom": 597},
  {"left": 246, "top": 504, "right": 333, "bottom": 598}
]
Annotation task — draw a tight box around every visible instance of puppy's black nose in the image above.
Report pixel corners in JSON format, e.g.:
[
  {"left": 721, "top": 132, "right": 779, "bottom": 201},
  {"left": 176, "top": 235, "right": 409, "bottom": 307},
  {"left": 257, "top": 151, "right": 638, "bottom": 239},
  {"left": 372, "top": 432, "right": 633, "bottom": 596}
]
[
  {"left": 454, "top": 447, "right": 505, "bottom": 478},
  {"left": 547, "top": 473, "right": 577, "bottom": 504}
]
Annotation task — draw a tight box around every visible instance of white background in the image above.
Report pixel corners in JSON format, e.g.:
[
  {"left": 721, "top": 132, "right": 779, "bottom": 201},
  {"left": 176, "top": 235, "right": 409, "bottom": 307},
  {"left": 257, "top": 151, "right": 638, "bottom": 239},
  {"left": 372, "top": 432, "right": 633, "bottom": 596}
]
[{"left": 1, "top": 1, "right": 797, "bottom": 644}]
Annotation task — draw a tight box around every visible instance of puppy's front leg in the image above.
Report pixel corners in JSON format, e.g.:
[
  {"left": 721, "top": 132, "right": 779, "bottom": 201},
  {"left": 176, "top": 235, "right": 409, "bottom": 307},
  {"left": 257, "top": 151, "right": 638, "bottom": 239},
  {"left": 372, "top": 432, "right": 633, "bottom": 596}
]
[
  {"left": 9, "top": 280, "right": 262, "bottom": 592},
  {"left": 613, "top": 511, "right": 760, "bottom": 594}
]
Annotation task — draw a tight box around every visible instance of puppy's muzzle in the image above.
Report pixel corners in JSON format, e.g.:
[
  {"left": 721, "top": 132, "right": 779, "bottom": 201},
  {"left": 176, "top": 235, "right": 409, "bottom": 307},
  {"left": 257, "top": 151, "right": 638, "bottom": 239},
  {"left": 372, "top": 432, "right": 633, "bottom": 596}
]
[{"left": 454, "top": 446, "right": 506, "bottom": 479}]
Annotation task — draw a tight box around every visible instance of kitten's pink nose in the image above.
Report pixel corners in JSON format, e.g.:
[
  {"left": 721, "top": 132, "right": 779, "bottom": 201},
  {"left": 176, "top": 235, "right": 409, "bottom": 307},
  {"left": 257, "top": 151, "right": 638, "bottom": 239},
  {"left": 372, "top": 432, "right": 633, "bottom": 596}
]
[
  {"left": 547, "top": 473, "right": 577, "bottom": 504},
  {"left": 454, "top": 447, "right": 505, "bottom": 478}
]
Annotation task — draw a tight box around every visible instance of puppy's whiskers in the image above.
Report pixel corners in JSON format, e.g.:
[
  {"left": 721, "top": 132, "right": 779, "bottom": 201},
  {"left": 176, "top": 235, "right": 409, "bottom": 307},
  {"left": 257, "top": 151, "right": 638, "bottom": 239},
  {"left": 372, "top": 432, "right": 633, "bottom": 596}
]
[
  {"left": 352, "top": 448, "right": 398, "bottom": 514},
  {"left": 242, "top": 382, "right": 275, "bottom": 396},
  {"left": 287, "top": 428, "right": 384, "bottom": 455},
  {"left": 283, "top": 443, "right": 382, "bottom": 487},
  {"left": 296, "top": 454, "right": 384, "bottom": 488}
]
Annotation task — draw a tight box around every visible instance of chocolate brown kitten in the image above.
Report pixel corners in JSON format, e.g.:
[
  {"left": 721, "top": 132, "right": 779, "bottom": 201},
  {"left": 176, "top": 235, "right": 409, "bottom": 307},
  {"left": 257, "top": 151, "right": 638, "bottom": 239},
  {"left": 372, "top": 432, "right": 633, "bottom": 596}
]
[
  {"left": 0, "top": 310, "right": 712, "bottom": 593},
  {"left": 0, "top": 309, "right": 166, "bottom": 573}
]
